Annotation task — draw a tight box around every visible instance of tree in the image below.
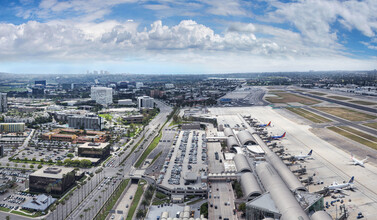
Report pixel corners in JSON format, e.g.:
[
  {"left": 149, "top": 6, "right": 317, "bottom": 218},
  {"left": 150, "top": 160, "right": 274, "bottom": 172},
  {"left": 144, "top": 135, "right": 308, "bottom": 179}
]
[
  {"left": 22, "top": 165, "right": 25, "bottom": 168},
  {"left": 79, "top": 159, "right": 92, "bottom": 168},
  {"left": 67, "top": 153, "right": 74, "bottom": 158},
  {"left": 6, "top": 163, "right": 9, "bottom": 167},
  {"left": 141, "top": 199, "right": 149, "bottom": 209},
  {"left": 38, "top": 164, "right": 43, "bottom": 169},
  {"left": 238, "top": 202, "right": 246, "bottom": 213},
  {"left": 64, "top": 159, "right": 72, "bottom": 166},
  {"left": 136, "top": 209, "right": 145, "bottom": 219},
  {"left": 5, "top": 216, "right": 10, "bottom": 220},
  {"left": 30, "top": 165, "right": 34, "bottom": 169}
]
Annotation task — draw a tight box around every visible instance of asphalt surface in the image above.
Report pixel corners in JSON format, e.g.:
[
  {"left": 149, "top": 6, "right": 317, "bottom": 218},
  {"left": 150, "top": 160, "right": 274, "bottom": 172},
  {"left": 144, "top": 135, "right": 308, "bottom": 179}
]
[
  {"left": 290, "top": 90, "right": 377, "bottom": 114},
  {"left": 145, "top": 128, "right": 177, "bottom": 176},
  {"left": 305, "top": 106, "right": 377, "bottom": 135}
]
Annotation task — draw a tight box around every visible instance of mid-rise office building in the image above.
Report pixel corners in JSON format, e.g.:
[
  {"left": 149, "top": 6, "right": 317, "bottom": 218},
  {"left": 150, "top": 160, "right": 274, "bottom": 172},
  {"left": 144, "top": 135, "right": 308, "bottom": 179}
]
[
  {"left": 91, "top": 86, "right": 113, "bottom": 106},
  {"left": 0, "top": 123, "right": 25, "bottom": 133},
  {"left": 78, "top": 142, "right": 110, "bottom": 159},
  {"left": 0, "top": 93, "right": 7, "bottom": 112},
  {"left": 29, "top": 167, "right": 75, "bottom": 195},
  {"left": 68, "top": 115, "right": 103, "bottom": 130},
  {"left": 136, "top": 82, "right": 144, "bottom": 89},
  {"left": 137, "top": 96, "right": 155, "bottom": 109},
  {"left": 118, "top": 99, "right": 133, "bottom": 105}
]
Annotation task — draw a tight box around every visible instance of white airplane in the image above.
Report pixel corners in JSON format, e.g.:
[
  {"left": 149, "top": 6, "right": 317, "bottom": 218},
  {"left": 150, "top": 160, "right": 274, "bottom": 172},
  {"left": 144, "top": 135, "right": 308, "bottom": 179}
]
[
  {"left": 291, "top": 150, "right": 313, "bottom": 161},
  {"left": 351, "top": 154, "right": 368, "bottom": 167},
  {"left": 327, "top": 176, "right": 355, "bottom": 192}
]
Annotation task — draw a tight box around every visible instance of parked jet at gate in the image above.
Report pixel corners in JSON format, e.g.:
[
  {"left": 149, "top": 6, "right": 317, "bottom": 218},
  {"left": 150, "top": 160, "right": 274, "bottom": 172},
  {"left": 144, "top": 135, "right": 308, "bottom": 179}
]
[
  {"left": 291, "top": 150, "right": 313, "bottom": 161},
  {"left": 327, "top": 176, "right": 355, "bottom": 192},
  {"left": 271, "top": 132, "right": 286, "bottom": 140},
  {"left": 351, "top": 155, "right": 367, "bottom": 167},
  {"left": 257, "top": 121, "right": 271, "bottom": 127}
]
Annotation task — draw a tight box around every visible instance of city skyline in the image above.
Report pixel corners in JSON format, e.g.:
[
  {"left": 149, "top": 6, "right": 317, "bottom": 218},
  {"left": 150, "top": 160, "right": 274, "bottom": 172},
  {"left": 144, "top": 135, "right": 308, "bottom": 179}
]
[{"left": 0, "top": 0, "right": 377, "bottom": 74}]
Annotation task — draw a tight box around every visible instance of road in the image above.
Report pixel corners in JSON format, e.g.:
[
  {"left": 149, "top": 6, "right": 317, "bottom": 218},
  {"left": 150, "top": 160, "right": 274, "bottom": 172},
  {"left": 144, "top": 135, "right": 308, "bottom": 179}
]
[
  {"left": 64, "top": 100, "right": 172, "bottom": 220},
  {"left": 145, "top": 128, "right": 177, "bottom": 176}
]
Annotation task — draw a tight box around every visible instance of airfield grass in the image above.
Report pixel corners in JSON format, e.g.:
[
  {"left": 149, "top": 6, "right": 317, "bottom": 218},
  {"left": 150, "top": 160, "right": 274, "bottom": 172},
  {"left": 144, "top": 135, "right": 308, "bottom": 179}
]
[
  {"left": 314, "top": 107, "right": 377, "bottom": 121},
  {"left": 327, "top": 95, "right": 352, "bottom": 100},
  {"left": 349, "top": 100, "right": 377, "bottom": 105},
  {"left": 265, "top": 92, "right": 320, "bottom": 105},
  {"left": 308, "top": 92, "right": 327, "bottom": 96},
  {"left": 286, "top": 108, "right": 331, "bottom": 123},
  {"left": 338, "top": 126, "right": 377, "bottom": 143},
  {"left": 327, "top": 127, "right": 377, "bottom": 150},
  {"left": 363, "top": 122, "right": 377, "bottom": 130}
]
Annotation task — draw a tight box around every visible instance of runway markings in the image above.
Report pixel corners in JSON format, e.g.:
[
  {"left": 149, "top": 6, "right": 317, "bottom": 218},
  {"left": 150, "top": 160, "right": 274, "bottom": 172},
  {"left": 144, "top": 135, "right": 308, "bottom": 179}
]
[
  {"left": 327, "top": 127, "right": 377, "bottom": 150},
  {"left": 286, "top": 107, "right": 332, "bottom": 123}
]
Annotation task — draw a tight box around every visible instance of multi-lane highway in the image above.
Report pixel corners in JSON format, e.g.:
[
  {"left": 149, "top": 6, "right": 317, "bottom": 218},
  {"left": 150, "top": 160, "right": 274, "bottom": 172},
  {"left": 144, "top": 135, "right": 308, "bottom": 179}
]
[{"left": 63, "top": 100, "right": 172, "bottom": 220}]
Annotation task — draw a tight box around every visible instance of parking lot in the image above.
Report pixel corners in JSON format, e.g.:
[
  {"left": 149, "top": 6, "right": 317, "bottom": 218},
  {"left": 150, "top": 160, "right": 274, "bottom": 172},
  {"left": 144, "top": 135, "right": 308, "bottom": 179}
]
[
  {"left": 0, "top": 168, "right": 35, "bottom": 212},
  {"left": 160, "top": 130, "right": 207, "bottom": 189}
]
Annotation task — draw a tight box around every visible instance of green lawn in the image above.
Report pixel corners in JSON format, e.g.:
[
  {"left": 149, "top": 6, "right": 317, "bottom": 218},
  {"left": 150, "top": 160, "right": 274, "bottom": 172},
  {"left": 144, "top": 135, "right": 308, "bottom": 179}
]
[
  {"left": 328, "top": 127, "right": 377, "bottom": 150},
  {"left": 10, "top": 210, "right": 43, "bottom": 217},
  {"left": 126, "top": 180, "right": 146, "bottom": 220},
  {"left": 97, "top": 179, "right": 130, "bottom": 220},
  {"left": 150, "top": 151, "right": 162, "bottom": 166},
  {"left": 135, "top": 132, "right": 162, "bottom": 168},
  {"left": 0, "top": 206, "right": 10, "bottom": 212}
]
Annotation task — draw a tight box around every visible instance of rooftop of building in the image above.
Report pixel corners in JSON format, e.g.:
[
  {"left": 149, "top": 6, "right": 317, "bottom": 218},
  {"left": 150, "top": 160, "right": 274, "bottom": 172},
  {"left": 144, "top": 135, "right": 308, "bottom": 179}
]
[
  {"left": 30, "top": 167, "right": 75, "bottom": 179},
  {"left": 78, "top": 142, "right": 109, "bottom": 149}
]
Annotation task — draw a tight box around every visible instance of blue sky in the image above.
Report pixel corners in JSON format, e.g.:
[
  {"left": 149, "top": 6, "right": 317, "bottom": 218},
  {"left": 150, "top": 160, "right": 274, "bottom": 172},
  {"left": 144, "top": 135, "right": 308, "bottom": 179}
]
[{"left": 0, "top": 0, "right": 376, "bottom": 74}]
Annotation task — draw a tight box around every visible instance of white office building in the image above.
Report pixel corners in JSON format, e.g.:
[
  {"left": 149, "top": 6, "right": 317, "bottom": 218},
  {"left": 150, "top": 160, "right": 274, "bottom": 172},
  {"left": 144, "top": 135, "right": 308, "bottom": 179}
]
[
  {"left": 91, "top": 87, "right": 113, "bottom": 106},
  {"left": 68, "top": 115, "right": 103, "bottom": 130},
  {"left": 0, "top": 93, "right": 7, "bottom": 113},
  {"left": 136, "top": 82, "right": 144, "bottom": 89},
  {"left": 165, "top": 83, "right": 175, "bottom": 89},
  {"left": 137, "top": 96, "right": 154, "bottom": 109},
  {"left": 118, "top": 99, "right": 134, "bottom": 106}
]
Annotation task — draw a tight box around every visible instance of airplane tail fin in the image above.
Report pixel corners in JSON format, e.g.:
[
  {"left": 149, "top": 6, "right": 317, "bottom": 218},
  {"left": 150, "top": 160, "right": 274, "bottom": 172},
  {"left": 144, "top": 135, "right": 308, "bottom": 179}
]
[
  {"left": 308, "top": 150, "right": 313, "bottom": 156},
  {"left": 349, "top": 176, "right": 354, "bottom": 184},
  {"left": 281, "top": 132, "right": 286, "bottom": 138},
  {"left": 362, "top": 156, "right": 368, "bottom": 163},
  {"left": 267, "top": 121, "right": 271, "bottom": 126}
]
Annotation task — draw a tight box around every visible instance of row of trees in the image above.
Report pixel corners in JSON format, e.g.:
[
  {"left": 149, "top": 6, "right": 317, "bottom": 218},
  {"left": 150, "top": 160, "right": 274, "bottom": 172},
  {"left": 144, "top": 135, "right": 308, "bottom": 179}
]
[
  {"left": 136, "top": 185, "right": 155, "bottom": 219},
  {"left": 63, "top": 159, "right": 92, "bottom": 168}
]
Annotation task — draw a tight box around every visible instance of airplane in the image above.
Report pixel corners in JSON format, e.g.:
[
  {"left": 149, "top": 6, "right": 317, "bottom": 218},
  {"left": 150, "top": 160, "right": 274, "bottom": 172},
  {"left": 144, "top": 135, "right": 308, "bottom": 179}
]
[
  {"left": 291, "top": 150, "right": 313, "bottom": 161},
  {"left": 351, "top": 154, "right": 368, "bottom": 167},
  {"left": 257, "top": 121, "right": 271, "bottom": 128},
  {"left": 270, "top": 132, "right": 286, "bottom": 140},
  {"left": 327, "top": 176, "right": 355, "bottom": 192}
]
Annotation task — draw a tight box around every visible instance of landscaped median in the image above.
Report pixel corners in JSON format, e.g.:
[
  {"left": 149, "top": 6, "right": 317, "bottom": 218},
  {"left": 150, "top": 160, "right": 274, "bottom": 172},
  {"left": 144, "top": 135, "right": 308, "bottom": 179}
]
[
  {"left": 95, "top": 179, "right": 130, "bottom": 220},
  {"left": 135, "top": 132, "right": 162, "bottom": 168},
  {"left": 126, "top": 180, "right": 146, "bottom": 220}
]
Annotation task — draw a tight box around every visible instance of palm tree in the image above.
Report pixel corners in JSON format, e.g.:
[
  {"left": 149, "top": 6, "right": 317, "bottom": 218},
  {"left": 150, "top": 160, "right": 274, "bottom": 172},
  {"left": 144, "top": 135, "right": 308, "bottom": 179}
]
[
  {"left": 79, "top": 214, "right": 83, "bottom": 220},
  {"left": 136, "top": 209, "right": 145, "bottom": 219},
  {"left": 141, "top": 199, "right": 149, "bottom": 209}
]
